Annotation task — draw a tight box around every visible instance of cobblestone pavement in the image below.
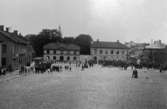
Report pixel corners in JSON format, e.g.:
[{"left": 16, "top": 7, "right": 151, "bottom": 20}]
[{"left": 0, "top": 66, "right": 167, "bottom": 109}]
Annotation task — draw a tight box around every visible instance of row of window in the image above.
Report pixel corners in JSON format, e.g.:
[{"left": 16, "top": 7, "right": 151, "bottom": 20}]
[
  {"left": 93, "top": 49, "right": 126, "bottom": 55},
  {"left": 44, "top": 50, "right": 79, "bottom": 55},
  {"left": 47, "top": 56, "right": 77, "bottom": 61},
  {"left": 1, "top": 44, "right": 27, "bottom": 56}
]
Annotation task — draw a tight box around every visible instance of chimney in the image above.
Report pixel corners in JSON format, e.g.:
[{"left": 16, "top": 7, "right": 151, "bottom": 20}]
[
  {"left": 117, "top": 40, "right": 119, "bottom": 43},
  {"left": 0, "top": 25, "right": 4, "bottom": 31},
  {"left": 13, "top": 30, "right": 18, "bottom": 35},
  {"left": 6, "top": 27, "right": 9, "bottom": 32}
]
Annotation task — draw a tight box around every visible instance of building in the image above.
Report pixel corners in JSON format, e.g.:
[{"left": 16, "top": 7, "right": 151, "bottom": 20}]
[
  {"left": 141, "top": 40, "right": 167, "bottom": 67},
  {"left": 43, "top": 43, "right": 80, "bottom": 62},
  {"left": 0, "top": 25, "right": 34, "bottom": 70},
  {"left": 91, "top": 41, "right": 129, "bottom": 62},
  {"left": 40, "top": 26, "right": 62, "bottom": 38},
  {"left": 125, "top": 41, "right": 149, "bottom": 64},
  {"left": 0, "top": 40, "right": 2, "bottom": 67}
]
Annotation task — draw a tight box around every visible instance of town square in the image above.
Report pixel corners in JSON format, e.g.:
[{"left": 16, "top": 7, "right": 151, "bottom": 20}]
[
  {"left": 0, "top": 65, "right": 167, "bottom": 109},
  {"left": 1, "top": 0, "right": 167, "bottom": 108}
]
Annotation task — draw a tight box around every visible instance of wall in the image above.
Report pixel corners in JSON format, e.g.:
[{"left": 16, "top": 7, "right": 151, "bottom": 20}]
[
  {"left": 43, "top": 49, "right": 80, "bottom": 62},
  {"left": 91, "top": 48, "right": 128, "bottom": 61}
]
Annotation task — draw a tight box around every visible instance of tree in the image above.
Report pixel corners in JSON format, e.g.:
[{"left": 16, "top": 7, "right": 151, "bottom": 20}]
[
  {"left": 63, "top": 37, "right": 75, "bottom": 44},
  {"left": 25, "top": 28, "right": 62, "bottom": 57},
  {"left": 74, "top": 34, "right": 93, "bottom": 55}
]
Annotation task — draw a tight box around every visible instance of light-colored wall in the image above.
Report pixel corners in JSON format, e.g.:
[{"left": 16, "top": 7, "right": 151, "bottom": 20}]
[
  {"left": 43, "top": 49, "right": 80, "bottom": 62},
  {"left": 91, "top": 48, "right": 128, "bottom": 61}
]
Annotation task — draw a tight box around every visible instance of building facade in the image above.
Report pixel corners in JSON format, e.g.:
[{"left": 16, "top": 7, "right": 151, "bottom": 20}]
[
  {"left": 0, "top": 25, "right": 34, "bottom": 70},
  {"left": 43, "top": 43, "right": 80, "bottom": 62},
  {"left": 140, "top": 40, "right": 167, "bottom": 67},
  {"left": 91, "top": 41, "right": 129, "bottom": 62}
]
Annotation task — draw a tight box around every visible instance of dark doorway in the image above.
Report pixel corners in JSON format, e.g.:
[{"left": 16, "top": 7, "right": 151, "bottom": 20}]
[
  {"left": 2, "top": 57, "right": 6, "bottom": 67},
  {"left": 60, "top": 56, "right": 64, "bottom": 61}
]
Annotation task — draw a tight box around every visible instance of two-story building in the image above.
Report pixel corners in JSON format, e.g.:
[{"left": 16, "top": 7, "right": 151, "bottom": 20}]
[
  {"left": 91, "top": 41, "right": 129, "bottom": 62},
  {"left": 43, "top": 43, "right": 80, "bottom": 62},
  {"left": 0, "top": 25, "right": 34, "bottom": 70}
]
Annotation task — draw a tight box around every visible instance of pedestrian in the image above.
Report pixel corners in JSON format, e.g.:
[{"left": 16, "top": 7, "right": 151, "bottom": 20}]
[
  {"left": 132, "top": 67, "right": 138, "bottom": 79},
  {"left": 159, "top": 65, "right": 163, "bottom": 73}
]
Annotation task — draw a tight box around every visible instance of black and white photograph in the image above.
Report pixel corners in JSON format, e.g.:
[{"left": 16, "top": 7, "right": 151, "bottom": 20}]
[{"left": 0, "top": 0, "right": 167, "bottom": 109}]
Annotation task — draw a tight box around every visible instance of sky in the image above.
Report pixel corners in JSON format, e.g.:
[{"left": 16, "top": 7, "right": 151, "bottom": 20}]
[{"left": 0, "top": 0, "right": 167, "bottom": 43}]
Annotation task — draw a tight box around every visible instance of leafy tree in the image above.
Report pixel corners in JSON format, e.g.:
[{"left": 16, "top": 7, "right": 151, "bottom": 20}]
[
  {"left": 25, "top": 29, "right": 62, "bottom": 57},
  {"left": 74, "top": 34, "right": 93, "bottom": 55},
  {"left": 63, "top": 37, "right": 75, "bottom": 44}
]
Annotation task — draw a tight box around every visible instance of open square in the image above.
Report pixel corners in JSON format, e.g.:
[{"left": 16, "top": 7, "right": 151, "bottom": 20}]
[{"left": 0, "top": 66, "right": 167, "bottom": 109}]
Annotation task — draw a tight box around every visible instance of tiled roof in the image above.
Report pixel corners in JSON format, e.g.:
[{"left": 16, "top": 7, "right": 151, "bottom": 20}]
[
  {"left": 91, "top": 41, "right": 128, "bottom": 49},
  {"left": 0, "top": 30, "right": 28, "bottom": 45},
  {"left": 43, "top": 43, "right": 80, "bottom": 50}
]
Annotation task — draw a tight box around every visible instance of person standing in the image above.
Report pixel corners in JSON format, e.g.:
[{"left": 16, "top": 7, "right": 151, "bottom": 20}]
[{"left": 132, "top": 67, "right": 138, "bottom": 78}]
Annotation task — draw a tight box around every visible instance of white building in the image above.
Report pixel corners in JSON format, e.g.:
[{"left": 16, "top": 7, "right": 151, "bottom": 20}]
[
  {"left": 43, "top": 43, "right": 80, "bottom": 62},
  {"left": 91, "top": 41, "right": 129, "bottom": 62},
  {"left": 146, "top": 40, "right": 166, "bottom": 49}
]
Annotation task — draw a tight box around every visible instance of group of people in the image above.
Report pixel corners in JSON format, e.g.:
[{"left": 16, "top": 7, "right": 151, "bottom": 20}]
[
  {"left": 0, "top": 67, "right": 7, "bottom": 76},
  {"left": 18, "top": 60, "right": 95, "bottom": 74}
]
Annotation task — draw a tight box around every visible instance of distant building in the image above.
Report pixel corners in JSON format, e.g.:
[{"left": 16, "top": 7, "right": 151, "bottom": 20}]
[
  {"left": 43, "top": 43, "right": 80, "bottom": 62},
  {"left": 40, "top": 26, "right": 62, "bottom": 38},
  {"left": 141, "top": 40, "right": 167, "bottom": 66},
  {"left": 125, "top": 41, "right": 149, "bottom": 63},
  {"left": 0, "top": 25, "right": 34, "bottom": 70},
  {"left": 91, "top": 41, "right": 129, "bottom": 62}
]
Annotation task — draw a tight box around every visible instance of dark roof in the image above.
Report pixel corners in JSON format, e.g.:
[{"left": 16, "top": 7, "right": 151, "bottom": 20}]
[
  {"left": 43, "top": 43, "right": 80, "bottom": 50},
  {"left": 0, "top": 30, "right": 28, "bottom": 45},
  {"left": 91, "top": 41, "right": 128, "bottom": 49}
]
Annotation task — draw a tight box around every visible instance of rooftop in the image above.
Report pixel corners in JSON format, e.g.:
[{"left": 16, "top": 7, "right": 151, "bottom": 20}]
[
  {"left": 91, "top": 41, "right": 128, "bottom": 49},
  {"left": 0, "top": 29, "right": 29, "bottom": 45},
  {"left": 43, "top": 43, "right": 80, "bottom": 51}
]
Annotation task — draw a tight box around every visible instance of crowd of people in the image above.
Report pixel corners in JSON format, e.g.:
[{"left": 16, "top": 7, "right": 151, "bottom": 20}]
[{"left": 18, "top": 60, "right": 95, "bottom": 75}]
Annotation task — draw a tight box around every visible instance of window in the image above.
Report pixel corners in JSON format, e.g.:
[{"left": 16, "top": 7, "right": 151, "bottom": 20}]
[
  {"left": 67, "top": 56, "right": 70, "bottom": 61},
  {"left": 2, "top": 44, "right": 7, "bottom": 53},
  {"left": 100, "top": 50, "right": 103, "bottom": 54},
  {"left": 47, "top": 50, "right": 49, "bottom": 54},
  {"left": 116, "top": 51, "right": 119, "bottom": 54},
  {"left": 73, "top": 56, "right": 77, "bottom": 60},
  {"left": 53, "top": 56, "right": 56, "bottom": 60},
  {"left": 105, "top": 50, "right": 108, "bottom": 54},
  {"left": 122, "top": 51, "right": 125, "bottom": 54},
  {"left": 54, "top": 50, "right": 56, "bottom": 54},
  {"left": 110, "top": 50, "right": 113, "bottom": 54}
]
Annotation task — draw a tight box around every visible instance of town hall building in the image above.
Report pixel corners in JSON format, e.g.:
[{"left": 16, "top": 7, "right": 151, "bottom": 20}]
[{"left": 43, "top": 43, "right": 80, "bottom": 62}]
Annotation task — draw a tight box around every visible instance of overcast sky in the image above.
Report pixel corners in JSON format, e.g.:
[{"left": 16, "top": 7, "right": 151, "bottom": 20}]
[{"left": 0, "top": 0, "right": 167, "bottom": 43}]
